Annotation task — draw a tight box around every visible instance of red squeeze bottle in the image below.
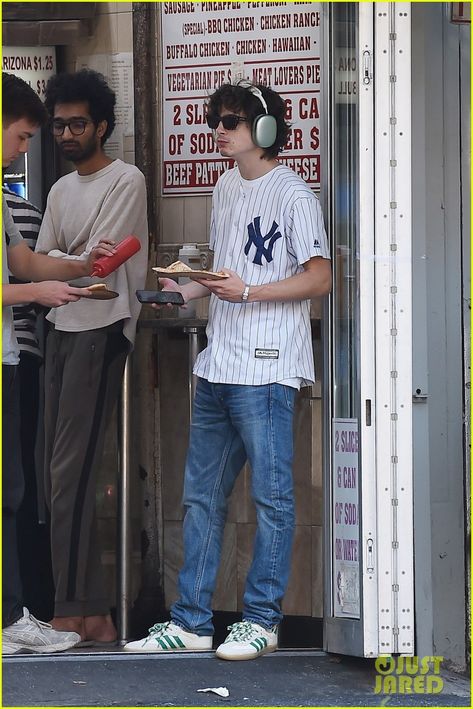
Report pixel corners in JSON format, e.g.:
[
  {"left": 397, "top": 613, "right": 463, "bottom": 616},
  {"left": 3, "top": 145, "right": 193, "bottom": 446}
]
[{"left": 91, "top": 235, "right": 141, "bottom": 278}]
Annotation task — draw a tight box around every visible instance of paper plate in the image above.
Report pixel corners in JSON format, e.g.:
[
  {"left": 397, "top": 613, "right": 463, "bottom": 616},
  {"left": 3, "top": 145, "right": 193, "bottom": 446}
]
[
  {"left": 79, "top": 287, "right": 119, "bottom": 300},
  {"left": 152, "top": 267, "right": 228, "bottom": 281}
]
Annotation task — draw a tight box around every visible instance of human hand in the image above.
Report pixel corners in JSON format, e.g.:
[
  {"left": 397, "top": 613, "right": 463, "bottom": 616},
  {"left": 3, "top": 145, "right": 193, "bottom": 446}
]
[
  {"left": 150, "top": 277, "right": 187, "bottom": 311},
  {"left": 196, "top": 269, "right": 245, "bottom": 302},
  {"left": 84, "top": 240, "right": 117, "bottom": 275},
  {"left": 31, "top": 281, "right": 85, "bottom": 307}
]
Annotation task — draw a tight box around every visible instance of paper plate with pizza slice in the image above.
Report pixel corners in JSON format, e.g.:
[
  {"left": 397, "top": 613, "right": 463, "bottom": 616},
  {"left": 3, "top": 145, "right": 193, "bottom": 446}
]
[
  {"left": 79, "top": 283, "right": 119, "bottom": 300},
  {"left": 152, "top": 260, "right": 229, "bottom": 281}
]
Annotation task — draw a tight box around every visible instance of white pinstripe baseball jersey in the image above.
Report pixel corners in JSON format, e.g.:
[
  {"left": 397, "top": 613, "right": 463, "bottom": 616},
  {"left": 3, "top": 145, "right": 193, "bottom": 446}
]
[{"left": 194, "top": 164, "right": 330, "bottom": 387}]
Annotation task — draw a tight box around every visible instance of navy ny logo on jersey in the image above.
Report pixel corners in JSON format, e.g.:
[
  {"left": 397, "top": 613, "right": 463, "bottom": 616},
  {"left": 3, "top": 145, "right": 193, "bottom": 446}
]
[{"left": 244, "top": 217, "right": 282, "bottom": 265}]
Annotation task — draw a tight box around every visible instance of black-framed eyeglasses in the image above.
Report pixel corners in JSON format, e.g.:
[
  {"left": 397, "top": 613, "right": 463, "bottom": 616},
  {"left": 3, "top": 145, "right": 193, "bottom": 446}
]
[
  {"left": 50, "top": 118, "right": 94, "bottom": 137},
  {"left": 206, "top": 113, "right": 248, "bottom": 131}
]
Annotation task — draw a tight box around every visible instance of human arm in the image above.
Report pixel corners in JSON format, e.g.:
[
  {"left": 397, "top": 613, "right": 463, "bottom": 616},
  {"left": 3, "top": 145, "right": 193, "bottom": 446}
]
[
  {"left": 35, "top": 170, "right": 147, "bottom": 263},
  {"left": 160, "top": 277, "right": 210, "bottom": 302},
  {"left": 2, "top": 192, "right": 112, "bottom": 308},
  {"left": 150, "top": 277, "right": 210, "bottom": 310},
  {"left": 7, "top": 239, "right": 116, "bottom": 283},
  {"left": 198, "top": 256, "right": 332, "bottom": 303},
  {"left": 2, "top": 280, "right": 85, "bottom": 307},
  {"left": 54, "top": 172, "right": 148, "bottom": 257}
]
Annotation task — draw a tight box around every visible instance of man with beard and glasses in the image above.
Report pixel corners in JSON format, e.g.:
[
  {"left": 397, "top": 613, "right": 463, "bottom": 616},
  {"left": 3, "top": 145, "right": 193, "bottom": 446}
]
[{"left": 35, "top": 69, "right": 148, "bottom": 646}]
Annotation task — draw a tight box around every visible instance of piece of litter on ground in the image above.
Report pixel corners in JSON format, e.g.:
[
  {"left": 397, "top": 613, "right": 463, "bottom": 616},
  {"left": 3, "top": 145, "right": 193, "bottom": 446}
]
[
  {"left": 197, "top": 687, "right": 229, "bottom": 698},
  {"left": 72, "top": 681, "right": 87, "bottom": 685}
]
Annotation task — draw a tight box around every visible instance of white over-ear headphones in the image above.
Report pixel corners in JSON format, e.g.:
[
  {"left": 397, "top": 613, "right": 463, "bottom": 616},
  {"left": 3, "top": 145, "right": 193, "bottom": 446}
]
[{"left": 241, "top": 82, "right": 278, "bottom": 149}]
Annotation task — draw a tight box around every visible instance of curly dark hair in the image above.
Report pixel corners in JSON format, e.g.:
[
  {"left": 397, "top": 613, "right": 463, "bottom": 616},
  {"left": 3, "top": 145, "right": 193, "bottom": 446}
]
[
  {"left": 206, "top": 81, "right": 289, "bottom": 159},
  {"left": 2, "top": 72, "right": 48, "bottom": 127},
  {"left": 44, "top": 69, "right": 116, "bottom": 145}
]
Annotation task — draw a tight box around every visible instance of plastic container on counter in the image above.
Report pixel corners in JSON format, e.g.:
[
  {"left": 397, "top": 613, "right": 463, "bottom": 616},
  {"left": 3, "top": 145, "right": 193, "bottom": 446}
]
[{"left": 177, "top": 243, "right": 201, "bottom": 318}]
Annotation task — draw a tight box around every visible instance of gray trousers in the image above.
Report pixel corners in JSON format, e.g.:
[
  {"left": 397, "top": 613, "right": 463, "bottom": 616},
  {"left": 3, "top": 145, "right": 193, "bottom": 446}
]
[{"left": 44, "top": 322, "right": 129, "bottom": 617}]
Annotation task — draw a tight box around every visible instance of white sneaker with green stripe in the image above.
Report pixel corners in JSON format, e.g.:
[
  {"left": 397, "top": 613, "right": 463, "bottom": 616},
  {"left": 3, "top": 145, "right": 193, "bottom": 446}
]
[
  {"left": 124, "top": 621, "right": 212, "bottom": 653},
  {"left": 215, "top": 621, "right": 278, "bottom": 661}
]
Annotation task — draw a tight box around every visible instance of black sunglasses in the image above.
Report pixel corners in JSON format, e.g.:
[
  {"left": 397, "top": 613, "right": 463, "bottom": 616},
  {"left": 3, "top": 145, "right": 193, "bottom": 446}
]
[
  {"left": 206, "top": 113, "right": 248, "bottom": 131},
  {"left": 50, "top": 118, "right": 94, "bottom": 137}
]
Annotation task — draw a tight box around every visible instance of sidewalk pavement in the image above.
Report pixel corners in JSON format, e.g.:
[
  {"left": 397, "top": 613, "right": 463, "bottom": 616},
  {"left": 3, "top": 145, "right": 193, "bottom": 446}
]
[{"left": 3, "top": 648, "right": 470, "bottom": 707}]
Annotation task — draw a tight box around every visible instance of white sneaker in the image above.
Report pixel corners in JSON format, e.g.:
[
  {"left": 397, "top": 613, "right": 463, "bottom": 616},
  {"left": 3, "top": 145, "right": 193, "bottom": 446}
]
[
  {"left": 216, "top": 620, "right": 278, "bottom": 661},
  {"left": 2, "top": 640, "right": 20, "bottom": 655},
  {"left": 2, "top": 608, "right": 80, "bottom": 654},
  {"left": 124, "top": 621, "right": 213, "bottom": 653}
]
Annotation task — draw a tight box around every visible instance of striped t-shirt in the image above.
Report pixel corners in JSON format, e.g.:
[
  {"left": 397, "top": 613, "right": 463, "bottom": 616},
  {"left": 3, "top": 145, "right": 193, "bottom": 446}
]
[
  {"left": 194, "top": 164, "right": 330, "bottom": 387},
  {"left": 3, "top": 188, "right": 43, "bottom": 359}
]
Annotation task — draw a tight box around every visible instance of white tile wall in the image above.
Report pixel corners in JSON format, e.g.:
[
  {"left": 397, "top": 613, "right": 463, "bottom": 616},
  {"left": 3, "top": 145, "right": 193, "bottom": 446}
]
[{"left": 64, "top": 5, "right": 132, "bottom": 60}]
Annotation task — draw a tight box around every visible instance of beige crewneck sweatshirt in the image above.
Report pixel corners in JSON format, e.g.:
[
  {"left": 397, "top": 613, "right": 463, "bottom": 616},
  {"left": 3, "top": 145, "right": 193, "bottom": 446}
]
[{"left": 35, "top": 159, "right": 148, "bottom": 344}]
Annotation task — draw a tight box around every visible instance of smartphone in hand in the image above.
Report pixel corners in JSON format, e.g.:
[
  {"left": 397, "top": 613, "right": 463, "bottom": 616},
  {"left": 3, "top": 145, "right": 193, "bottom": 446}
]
[{"left": 136, "top": 290, "right": 184, "bottom": 305}]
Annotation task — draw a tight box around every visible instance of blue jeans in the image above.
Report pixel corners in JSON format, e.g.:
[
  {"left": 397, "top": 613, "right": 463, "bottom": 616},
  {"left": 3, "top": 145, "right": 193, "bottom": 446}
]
[{"left": 171, "top": 378, "right": 296, "bottom": 635}]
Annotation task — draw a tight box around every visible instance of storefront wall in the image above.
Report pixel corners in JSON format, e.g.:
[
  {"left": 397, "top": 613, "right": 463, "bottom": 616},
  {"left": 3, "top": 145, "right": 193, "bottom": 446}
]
[
  {"left": 37, "top": 2, "right": 469, "bottom": 668},
  {"left": 411, "top": 3, "right": 469, "bottom": 670}
]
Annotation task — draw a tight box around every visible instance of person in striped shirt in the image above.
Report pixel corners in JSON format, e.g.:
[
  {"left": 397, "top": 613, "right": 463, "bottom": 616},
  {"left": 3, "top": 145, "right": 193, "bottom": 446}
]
[
  {"left": 125, "top": 82, "right": 332, "bottom": 660},
  {"left": 3, "top": 187, "right": 43, "bottom": 358}
]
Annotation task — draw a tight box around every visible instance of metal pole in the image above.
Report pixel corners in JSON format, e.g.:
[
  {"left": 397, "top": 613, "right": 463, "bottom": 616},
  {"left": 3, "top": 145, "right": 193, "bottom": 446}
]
[
  {"left": 117, "top": 354, "right": 132, "bottom": 644},
  {"left": 184, "top": 327, "right": 200, "bottom": 421}
]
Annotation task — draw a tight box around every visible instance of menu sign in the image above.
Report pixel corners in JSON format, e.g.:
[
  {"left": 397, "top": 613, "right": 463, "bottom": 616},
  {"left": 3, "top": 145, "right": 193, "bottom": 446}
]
[
  {"left": 161, "top": 2, "right": 322, "bottom": 195},
  {"left": 2, "top": 47, "right": 56, "bottom": 100},
  {"left": 333, "top": 418, "right": 360, "bottom": 618}
]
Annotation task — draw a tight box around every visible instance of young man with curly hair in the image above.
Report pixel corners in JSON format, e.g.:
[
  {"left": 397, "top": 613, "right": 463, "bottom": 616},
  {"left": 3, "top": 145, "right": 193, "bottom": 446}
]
[{"left": 125, "top": 82, "right": 331, "bottom": 660}]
